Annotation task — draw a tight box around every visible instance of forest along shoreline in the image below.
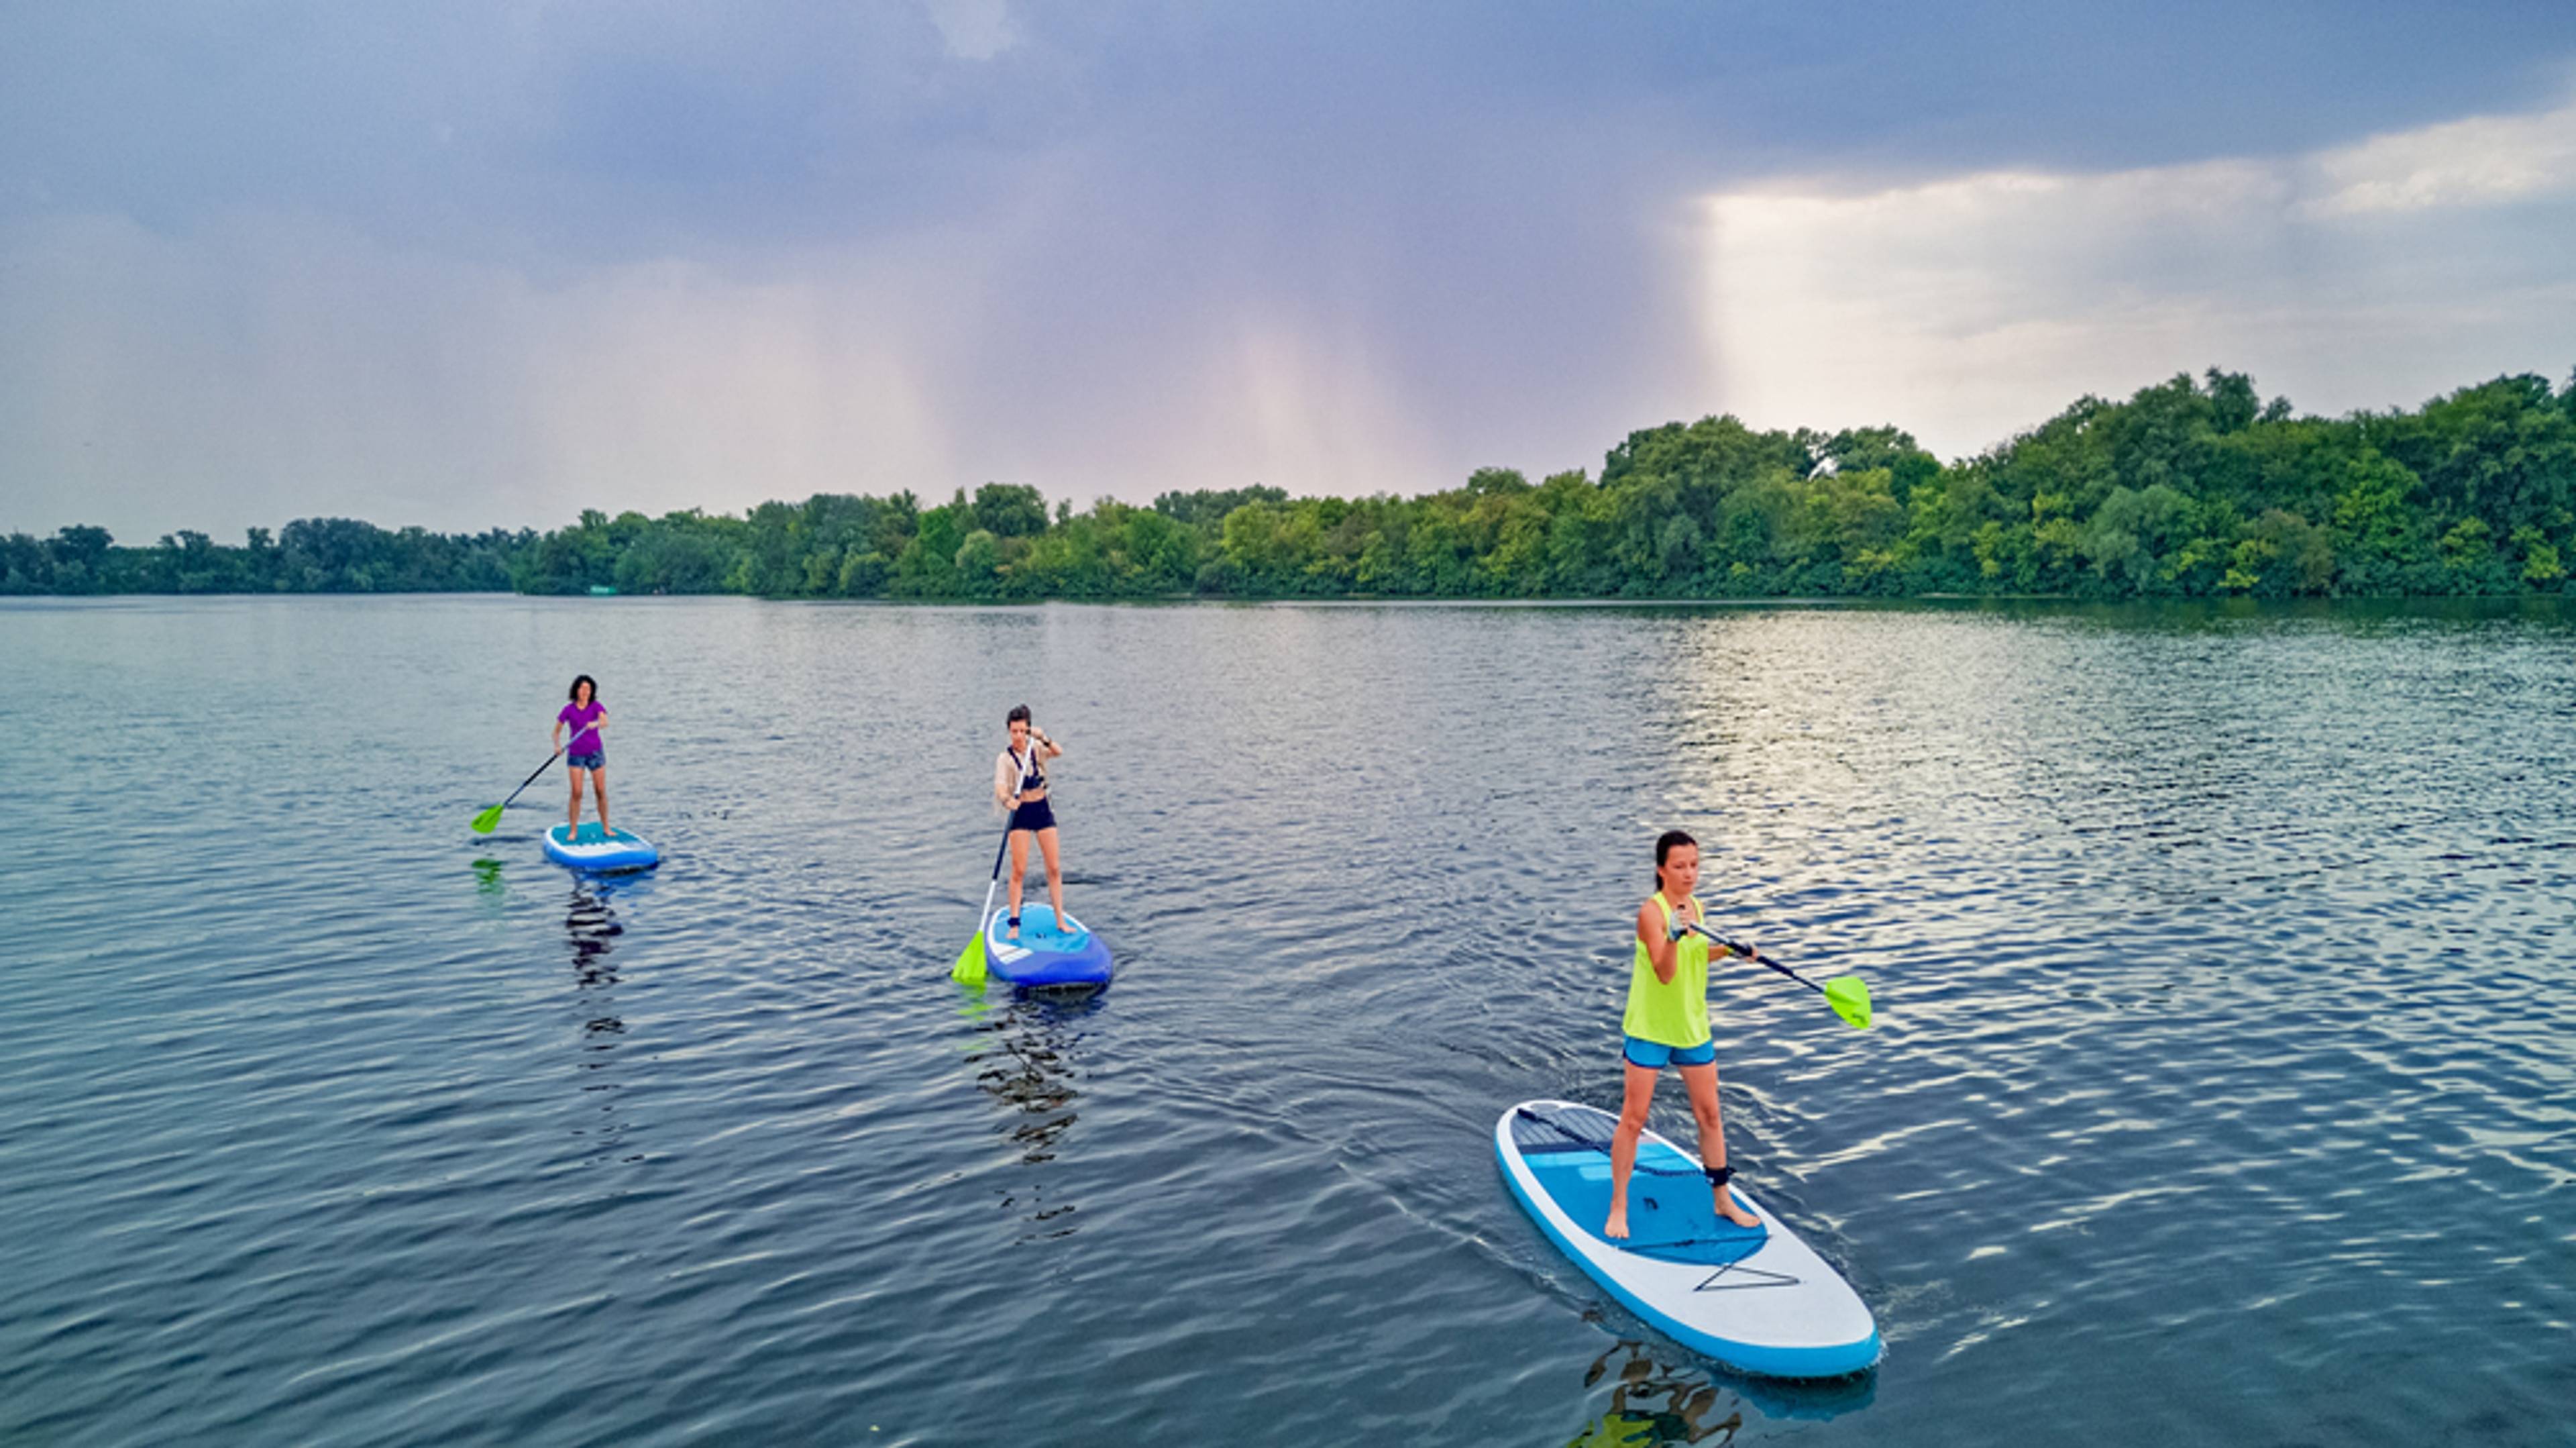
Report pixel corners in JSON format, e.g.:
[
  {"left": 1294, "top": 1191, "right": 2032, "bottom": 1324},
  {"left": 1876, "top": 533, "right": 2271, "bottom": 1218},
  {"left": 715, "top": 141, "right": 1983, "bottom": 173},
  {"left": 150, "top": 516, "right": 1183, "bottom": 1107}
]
[{"left": 9, "top": 368, "right": 2573, "bottom": 603}]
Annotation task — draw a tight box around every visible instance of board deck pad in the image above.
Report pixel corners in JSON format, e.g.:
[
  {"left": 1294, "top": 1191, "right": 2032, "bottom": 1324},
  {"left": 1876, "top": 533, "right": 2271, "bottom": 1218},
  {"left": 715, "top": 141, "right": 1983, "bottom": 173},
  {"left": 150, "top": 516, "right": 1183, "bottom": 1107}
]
[
  {"left": 1512, "top": 1104, "right": 1768, "bottom": 1265},
  {"left": 551, "top": 824, "right": 643, "bottom": 845},
  {"left": 543, "top": 823, "right": 660, "bottom": 872},
  {"left": 988, "top": 904, "right": 1090, "bottom": 953}
]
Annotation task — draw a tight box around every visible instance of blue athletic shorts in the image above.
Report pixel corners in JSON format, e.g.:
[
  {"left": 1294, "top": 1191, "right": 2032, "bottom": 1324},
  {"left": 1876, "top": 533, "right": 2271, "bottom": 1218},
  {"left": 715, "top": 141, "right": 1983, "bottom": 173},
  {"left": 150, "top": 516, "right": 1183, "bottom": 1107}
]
[
  {"left": 1009, "top": 796, "right": 1057, "bottom": 833},
  {"left": 566, "top": 751, "right": 605, "bottom": 771},
  {"left": 1623, "top": 1035, "right": 1717, "bottom": 1070}
]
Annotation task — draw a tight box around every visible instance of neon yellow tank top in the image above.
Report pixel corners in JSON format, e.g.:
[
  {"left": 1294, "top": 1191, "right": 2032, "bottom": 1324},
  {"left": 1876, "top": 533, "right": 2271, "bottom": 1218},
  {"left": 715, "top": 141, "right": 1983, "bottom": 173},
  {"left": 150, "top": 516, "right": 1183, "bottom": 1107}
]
[{"left": 1621, "top": 892, "right": 1711, "bottom": 1048}]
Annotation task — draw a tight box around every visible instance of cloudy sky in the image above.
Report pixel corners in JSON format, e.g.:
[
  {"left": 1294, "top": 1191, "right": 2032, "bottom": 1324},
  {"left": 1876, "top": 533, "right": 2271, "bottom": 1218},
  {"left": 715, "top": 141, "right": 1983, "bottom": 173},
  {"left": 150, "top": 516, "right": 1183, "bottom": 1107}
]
[{"left": 5, "top": 1, "right": 2574, "bottom": 541}]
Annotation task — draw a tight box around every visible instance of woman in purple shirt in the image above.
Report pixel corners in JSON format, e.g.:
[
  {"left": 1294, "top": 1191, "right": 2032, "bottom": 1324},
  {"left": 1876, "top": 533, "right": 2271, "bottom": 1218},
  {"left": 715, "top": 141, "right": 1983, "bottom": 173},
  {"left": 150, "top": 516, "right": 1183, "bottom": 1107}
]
[{"left": 553, "top": 674, "right": 610, "bottom": 839}]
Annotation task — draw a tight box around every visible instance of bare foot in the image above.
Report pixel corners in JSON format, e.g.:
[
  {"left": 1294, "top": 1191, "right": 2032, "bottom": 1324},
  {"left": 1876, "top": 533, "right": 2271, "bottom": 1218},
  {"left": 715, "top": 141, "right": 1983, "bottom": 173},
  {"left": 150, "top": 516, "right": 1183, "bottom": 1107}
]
[
  {"left": 1715, "top": 1188, "right": 1760, "bottom": 1230},
  {"left": 1604, "top": 1203, "right": 1630, "bottom": 1240}
]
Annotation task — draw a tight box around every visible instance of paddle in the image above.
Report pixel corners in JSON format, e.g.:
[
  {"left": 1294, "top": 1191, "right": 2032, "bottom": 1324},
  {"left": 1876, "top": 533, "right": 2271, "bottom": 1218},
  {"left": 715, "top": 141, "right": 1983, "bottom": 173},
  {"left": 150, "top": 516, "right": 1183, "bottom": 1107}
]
[
  {"left": 1682, "top": 922, "right": 1872, "bottom": 1030},
  {"left": 949, "top": 821, "right": 1017, "bottom": 985},
  {"left": 470, "top": 744, "right": 568, "bottom": 834}
]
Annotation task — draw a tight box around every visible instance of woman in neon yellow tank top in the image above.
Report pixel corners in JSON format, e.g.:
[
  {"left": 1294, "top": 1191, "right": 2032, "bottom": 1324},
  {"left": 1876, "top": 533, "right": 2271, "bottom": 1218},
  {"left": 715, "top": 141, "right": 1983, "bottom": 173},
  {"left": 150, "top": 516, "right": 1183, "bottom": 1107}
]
[{"left": 1607, "top": 829, "right": 1762, "bottom": 1239}]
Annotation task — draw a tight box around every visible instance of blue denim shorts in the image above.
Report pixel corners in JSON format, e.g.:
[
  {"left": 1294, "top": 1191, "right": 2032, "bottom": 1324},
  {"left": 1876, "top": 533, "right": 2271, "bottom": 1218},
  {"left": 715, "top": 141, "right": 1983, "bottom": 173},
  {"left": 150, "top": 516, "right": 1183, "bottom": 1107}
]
[
  {"left": 566, "top": 751, "right": 605, "bottom": 771},
  {"left": 1623, "top": 1035, "right": 1717, "bottom": 1070}
]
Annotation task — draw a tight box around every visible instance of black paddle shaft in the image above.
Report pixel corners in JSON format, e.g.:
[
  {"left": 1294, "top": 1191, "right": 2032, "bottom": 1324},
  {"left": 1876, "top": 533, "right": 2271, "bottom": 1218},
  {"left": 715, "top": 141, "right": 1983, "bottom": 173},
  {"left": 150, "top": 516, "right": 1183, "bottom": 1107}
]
[
  {"left": 989, "top": 776, "right": 1043, "bottom": 881},
  {"left": 1682, "top": 922, "right": 1827, "bottom": 996},
  {"left": 492, "top": 746, "right": 566, "bottom": 813}
]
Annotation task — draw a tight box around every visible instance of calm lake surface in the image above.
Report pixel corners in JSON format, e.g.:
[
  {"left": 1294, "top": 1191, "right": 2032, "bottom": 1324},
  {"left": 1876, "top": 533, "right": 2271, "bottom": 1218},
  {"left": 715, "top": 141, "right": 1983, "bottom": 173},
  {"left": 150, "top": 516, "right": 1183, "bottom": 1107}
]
[{"left": 3, "top": 595, "right": 2571, "bottom": 1446}]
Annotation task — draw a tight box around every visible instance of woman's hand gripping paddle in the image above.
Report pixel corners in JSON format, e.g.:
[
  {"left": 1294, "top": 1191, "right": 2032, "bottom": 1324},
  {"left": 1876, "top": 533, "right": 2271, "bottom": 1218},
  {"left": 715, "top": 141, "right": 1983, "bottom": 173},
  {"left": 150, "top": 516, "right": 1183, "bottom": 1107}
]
[
  {"left": 1684, "top": 922, "right": 1873, "bottom": 1029},
  {"left": 950, "top": 821, "right": 1017, "bottom": 985},
  {"left": 470, "top": 745, "right": 568, "bottom": 834}
]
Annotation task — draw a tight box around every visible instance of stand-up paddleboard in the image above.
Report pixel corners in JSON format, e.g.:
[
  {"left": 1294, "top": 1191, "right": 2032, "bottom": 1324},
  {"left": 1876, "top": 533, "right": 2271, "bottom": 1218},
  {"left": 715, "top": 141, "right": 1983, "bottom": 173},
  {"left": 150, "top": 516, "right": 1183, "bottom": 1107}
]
[
  {"left": 1497, "top": 1100, "right": 1879, "bottom": 1379},
  {"left": 543, "top": 823, "right": 661, "bottom": 872},
  {"left": 982, "top": 904, "right": 1113, "bottom": 988}
]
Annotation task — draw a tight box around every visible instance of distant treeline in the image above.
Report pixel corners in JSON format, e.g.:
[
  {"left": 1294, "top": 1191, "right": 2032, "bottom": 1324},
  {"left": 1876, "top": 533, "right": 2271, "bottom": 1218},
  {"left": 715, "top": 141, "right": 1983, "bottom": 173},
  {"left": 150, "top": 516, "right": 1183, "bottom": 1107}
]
[{"left": 9, "top": 368, "right": 2573, "bottom": 601}]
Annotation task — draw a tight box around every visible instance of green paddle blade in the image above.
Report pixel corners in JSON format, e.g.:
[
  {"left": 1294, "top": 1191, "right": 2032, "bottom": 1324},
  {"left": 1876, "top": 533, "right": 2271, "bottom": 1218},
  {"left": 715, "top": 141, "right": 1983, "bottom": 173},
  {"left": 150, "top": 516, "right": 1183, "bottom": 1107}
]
[
  {"left": 470, "top": 804, "right": 505, "bottom": 834},
  {"left": 951, "top": 929, "right": 987, "bottom": 986},
  {"left": 1824, "top": 976, "right": 1872, "bottom": 1030}
]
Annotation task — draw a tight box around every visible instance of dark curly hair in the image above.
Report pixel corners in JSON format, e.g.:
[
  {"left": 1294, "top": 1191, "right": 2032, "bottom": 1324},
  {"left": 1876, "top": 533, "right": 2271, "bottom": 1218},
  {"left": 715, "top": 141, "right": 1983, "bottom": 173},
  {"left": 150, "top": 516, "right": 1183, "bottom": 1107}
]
[{"left": 567, "top": 674, "right": 600, "bottom": 705}]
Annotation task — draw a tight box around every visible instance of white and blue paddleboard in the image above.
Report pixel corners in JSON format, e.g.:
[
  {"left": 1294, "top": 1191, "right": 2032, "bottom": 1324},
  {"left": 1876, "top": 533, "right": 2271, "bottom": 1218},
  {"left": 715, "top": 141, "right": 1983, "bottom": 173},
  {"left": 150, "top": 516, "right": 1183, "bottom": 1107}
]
[
  {"left": 1497, "top": 1100, "right": 1880, "bottom": 1380},
  {"left": 543, "top": 823, "right": 661, "bottom": 872},
  {"left": 982, "top": 904, "right": 1113, "bottom": 988}
]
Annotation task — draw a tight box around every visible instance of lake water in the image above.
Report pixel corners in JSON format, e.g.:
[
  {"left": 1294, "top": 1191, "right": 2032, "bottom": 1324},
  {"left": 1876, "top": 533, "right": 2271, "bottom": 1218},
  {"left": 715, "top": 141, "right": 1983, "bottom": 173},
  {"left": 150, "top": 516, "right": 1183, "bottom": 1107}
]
[{"left": 3, "top": 595, "right": 2571, "bottom": 1446}]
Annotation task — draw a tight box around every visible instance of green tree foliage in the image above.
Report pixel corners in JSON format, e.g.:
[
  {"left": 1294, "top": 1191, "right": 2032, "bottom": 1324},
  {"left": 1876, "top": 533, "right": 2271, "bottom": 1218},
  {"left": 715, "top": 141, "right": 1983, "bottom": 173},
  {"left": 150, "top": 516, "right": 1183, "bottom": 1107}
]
[
  {"left": 1151, "top": 484, "right": 1288, "bottom": 527},
  {"left": 0, "top": 519, "right": 533, "bottom": 595},
  {"left": 11, "top": 368, "right": 2573, "bottom": 601},
  {"left": 970, "top": 483, "right": 1049, "bottom": 539}
]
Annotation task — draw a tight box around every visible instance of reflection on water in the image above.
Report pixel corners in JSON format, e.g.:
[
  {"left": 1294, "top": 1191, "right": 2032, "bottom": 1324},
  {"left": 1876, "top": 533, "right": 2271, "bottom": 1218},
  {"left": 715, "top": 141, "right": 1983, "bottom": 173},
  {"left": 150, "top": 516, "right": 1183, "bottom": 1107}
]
[
  {"left": 960, "top": 990, "right": 1102, "bottom": 1241},
  {"left": 564, "top": 878, "right": 637, "bottom": 1166},
  {"left": 470, "top": 856, "right": 507, "bottom": 919},
  {"left": 1565, "top": 1328, "right": 1877, "bottom": 1445},
  {"left": 565, "top": 878, "right": 623, "bottom": 999},
  {"left": 1568, "top": 1338, "right": 1744, "bottom": 1447}
]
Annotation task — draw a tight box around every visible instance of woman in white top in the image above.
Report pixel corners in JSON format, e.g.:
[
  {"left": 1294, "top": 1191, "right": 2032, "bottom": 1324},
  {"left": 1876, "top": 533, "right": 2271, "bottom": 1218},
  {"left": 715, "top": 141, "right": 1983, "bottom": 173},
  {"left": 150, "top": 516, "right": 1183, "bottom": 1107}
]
[{"left": 992, "top": 704, "right": 1066, "bottom": 941}]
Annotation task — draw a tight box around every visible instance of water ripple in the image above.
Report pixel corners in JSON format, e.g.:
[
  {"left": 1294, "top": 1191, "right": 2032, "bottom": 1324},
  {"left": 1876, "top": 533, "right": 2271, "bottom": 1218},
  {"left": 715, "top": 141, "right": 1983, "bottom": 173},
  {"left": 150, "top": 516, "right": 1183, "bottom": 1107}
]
[{"left": 3, "top": 596, "right": 2571, "bottom": 1445}]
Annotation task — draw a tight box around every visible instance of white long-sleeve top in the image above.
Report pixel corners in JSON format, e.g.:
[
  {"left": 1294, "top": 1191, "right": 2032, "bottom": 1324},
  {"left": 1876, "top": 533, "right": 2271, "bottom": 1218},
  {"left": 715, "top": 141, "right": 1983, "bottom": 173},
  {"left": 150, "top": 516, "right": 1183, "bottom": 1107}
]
[{"left": 992, "top": 738, "right": 1061, "bottom": 806}]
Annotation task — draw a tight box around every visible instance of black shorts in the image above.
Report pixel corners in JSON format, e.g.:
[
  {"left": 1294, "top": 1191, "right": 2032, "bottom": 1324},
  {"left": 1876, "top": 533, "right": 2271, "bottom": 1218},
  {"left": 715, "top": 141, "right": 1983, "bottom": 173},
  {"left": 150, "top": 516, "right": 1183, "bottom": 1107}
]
[{"left": 1009, "top": 796, "right": 1058, "bottom": 833}]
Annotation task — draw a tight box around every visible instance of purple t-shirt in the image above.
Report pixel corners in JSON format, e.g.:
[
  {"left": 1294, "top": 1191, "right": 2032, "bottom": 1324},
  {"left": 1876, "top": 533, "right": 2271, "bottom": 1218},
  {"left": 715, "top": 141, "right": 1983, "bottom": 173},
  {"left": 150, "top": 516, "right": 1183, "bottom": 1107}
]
[{"left": 558, "top": 702, "right": 604, "bottom": 755}]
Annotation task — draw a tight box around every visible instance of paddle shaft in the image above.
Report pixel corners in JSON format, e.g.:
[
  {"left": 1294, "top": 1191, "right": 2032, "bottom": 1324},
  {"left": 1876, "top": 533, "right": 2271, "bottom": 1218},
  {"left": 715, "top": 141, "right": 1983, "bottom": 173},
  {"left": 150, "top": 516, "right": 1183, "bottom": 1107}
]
[
  {"left": 502, "top": 715, "right": 606, "bottom": 805},
  {"left": 978, "top": 768, "right": 1054, "bottom": 901},
  {"left": 491, "top": 744, "right": 567, "bottom": 815},
  {"left": 973, "top": 819, "right": 1014, "bottom": 928},
  {"left": 1681, "top": 921, "right": 1829, "bottom": 996}
]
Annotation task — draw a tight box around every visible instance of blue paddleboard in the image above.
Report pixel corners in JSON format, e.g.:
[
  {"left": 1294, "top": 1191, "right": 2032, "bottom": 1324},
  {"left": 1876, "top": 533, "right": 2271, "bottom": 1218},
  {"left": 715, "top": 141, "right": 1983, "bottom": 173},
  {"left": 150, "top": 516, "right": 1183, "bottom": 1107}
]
[
  {"left": 982, "top": 904, "right": 1113, "bottom": 988},
  {"left": 1497, "top": 1100, "right": 1879, "bottom": 1379},
  {"left": 543, "top": 823, "right": 661, "bottom": 872}
]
